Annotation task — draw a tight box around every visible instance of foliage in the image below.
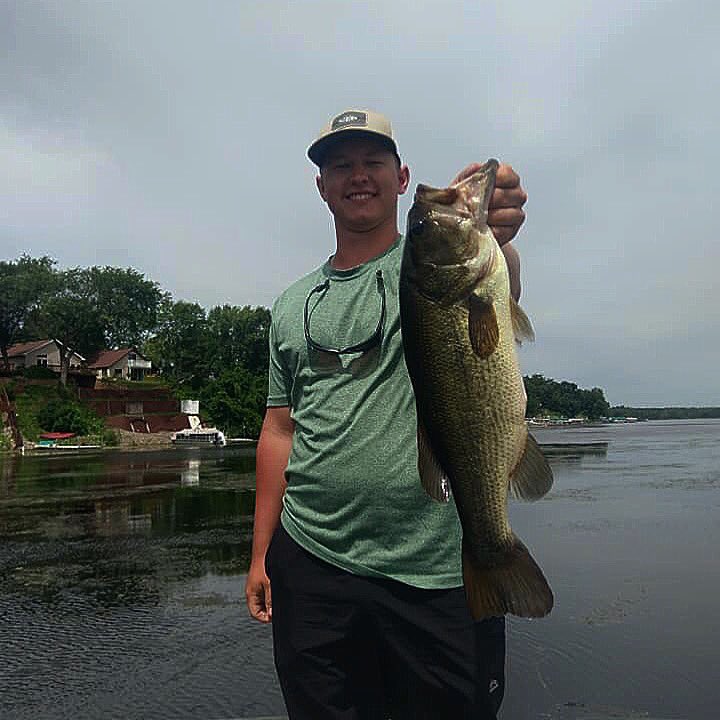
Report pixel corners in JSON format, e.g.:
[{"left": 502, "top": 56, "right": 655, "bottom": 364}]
[
  {"left": 524, "top": 374, "right": 611, "bottom": 420},
  {"left": 31, "top": 268, "right": 106, "bottom": 384},
  {"left": 101, "top": 428, "right": 121, "bottom": 446},
  {"left": 143, "top": 300, "right": 209, "bottom": 389},
  {"left": 205, "top": 305, "right": 271, "bottom": 378},
  {"left": 0, "top": 255, "right": 57, "bottom": 368},
  {"left": 37, "top": 399, "right": 104, "bottom": 436},
  {"left": 198, "top": 366, "right": 267, "bottom": 438},
  {"left": 86, "top": 266, "right": 167, "bottom": 348},
  {"left": 14, "top": 385, "right": 59, "bottom": 440},
  {"left": 10, "top": 258, "right": 164, "bottom": 385},
  {"left": 22, "top": 365, "right": 59, "bottom": 379},
  {"left": 143, "top": 301, "right": 270, "bottom": 435},
  {"left": 3, "top": 382, "right": 16, "bottom": 402}
]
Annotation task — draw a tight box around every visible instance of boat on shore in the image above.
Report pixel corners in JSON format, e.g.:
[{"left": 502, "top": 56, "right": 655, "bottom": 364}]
[{"left": 170, "top": 426, "right": 227, "bottom": 447}]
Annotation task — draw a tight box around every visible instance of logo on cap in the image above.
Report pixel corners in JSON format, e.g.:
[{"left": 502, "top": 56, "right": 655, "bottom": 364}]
[{"left": 331, "top": 112, "right": 368, "bottom": 131}]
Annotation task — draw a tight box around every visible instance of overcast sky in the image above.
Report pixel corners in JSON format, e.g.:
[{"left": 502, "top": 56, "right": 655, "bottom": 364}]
[{"left": 2, "top": 1, "right": 718, "bottom": 406}]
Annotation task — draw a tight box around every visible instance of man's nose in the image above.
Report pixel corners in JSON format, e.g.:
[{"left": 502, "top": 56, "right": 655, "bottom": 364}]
[{"left": 349, "top": 165, "right": 370, "bottom": 183}]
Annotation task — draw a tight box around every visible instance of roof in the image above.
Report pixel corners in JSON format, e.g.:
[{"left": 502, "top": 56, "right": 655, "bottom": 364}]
[
  {"left": 87, "top": 348, "right": 147, "bottom": 369},
  {"left": 7, "top": 339, "right": 86, "bottom": 361},
  {"left": 7, "top": 339, "right": 54, "bottom": 357}
]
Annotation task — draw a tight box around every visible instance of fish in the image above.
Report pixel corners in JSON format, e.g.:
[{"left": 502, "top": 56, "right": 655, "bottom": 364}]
[{"left": 399, "top": 159, "right": 554, "bottom": 619}]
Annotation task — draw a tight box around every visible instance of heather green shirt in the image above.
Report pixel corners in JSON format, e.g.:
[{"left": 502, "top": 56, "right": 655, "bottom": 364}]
[{"left": 268, "top": 235, "right": 462, "bottom": 588}]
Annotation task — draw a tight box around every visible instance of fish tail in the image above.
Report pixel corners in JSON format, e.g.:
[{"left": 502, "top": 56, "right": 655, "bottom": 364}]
[{"left": 462, "top": 536, "right": 554, "bottom": 620}]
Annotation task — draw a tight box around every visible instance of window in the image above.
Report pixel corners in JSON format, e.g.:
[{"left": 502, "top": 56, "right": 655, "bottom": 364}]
[
  {"left": 114, "top": 368, "right": 123, "bottom": 377},
  {"left": 36, "top": 354, "right": 48, "bottom": 367}
]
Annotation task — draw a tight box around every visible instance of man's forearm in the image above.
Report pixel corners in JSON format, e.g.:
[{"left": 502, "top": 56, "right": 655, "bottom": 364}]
[{"left": 251, "top": 413, "right": 293, "bottom": 563}]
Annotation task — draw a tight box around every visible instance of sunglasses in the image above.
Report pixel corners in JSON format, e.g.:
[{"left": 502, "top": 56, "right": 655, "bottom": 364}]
[{"left": 304, "top": 269, "right": 386, "bottom": 356}]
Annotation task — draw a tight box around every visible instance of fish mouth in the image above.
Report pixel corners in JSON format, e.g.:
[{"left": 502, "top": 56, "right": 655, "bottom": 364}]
[{"left": 414, "top": 184, "right": 459, "bottom": 205}]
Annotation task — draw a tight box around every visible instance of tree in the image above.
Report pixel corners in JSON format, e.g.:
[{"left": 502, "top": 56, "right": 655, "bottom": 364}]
[
  {"left": 205, "top": 305, "right": 271, "bottom": 379},
  {"left": 523, "top": 374, "right": 610, "bottom": 420},
  {"left": 199, "top": 365, "right": 266, "bottom": 437},
  {"left": 0, "top": 255, "right": 57, "bottom": 369},
  {"left": 144, "top": 300, "right": 209, "bottom": 389},
  {"left": 87, "top": 266, "right": 166, "bottom": 348},
  {"left": 36, "top": 269, "right": 106, "bottom": 385}
]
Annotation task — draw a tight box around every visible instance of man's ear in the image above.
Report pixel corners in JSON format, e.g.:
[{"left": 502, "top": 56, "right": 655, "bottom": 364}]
[
  {"left": 316, "top": 174, "right": 328, "bottom": 202},
  {"left": 398, "top": 164, "right": 410, "bottom": 196}
]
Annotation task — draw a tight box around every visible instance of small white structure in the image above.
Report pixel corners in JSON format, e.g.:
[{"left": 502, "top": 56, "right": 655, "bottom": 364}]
[{"left": 181, "top": 400, "right": 200, "bottom": 415}]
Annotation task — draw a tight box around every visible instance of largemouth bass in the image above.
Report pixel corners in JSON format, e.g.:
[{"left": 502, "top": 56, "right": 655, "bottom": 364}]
[{"left": 399, "top": 159, "right": 554, "bottom": 619}]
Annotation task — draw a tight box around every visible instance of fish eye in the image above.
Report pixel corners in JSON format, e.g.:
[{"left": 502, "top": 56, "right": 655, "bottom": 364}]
[{"left": 410, "top": 220, "right": 425, "bottom": 237}]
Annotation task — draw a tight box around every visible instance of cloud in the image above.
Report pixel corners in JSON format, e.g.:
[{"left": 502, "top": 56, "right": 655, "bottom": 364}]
[{"left": 1, "top": 0, "right": 717, "bottom": 405}]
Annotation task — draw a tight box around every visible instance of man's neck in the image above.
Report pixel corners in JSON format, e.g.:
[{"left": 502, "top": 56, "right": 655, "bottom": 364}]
[{"left": 330, "top": 221, "right": 400, "bottom": 270}]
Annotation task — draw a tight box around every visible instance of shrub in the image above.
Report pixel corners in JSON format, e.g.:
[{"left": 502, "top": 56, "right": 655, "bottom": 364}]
[
  {"left": 2, "top": 382, "right": 16, "bottom": 401},
  {"left": 22, "top": 365, "right": 59, "bottom": 380},
  {"left": 101, "top": 428, "right": 120, "bottom": 446},
  {"left": 37, "top": 399, "right": 103, "bottom": 436}
]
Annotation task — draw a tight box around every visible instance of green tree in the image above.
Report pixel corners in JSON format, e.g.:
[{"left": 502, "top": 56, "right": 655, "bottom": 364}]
[
  {"left": 199, "top": 365, "right": 266, "bottom": 437},
  {"left": 144, "top": 300, "right": 209, "bottom": 389},
  {"left": 523, "top": 374, "right": 610, "bottom": 420},
  {"left": 37, "top": 398, "right": 103, "bottom": 435},
  {"left": 205, "top": 305, "right": 271, "bottom": 378},
  {"left": 36, "top": 269, "right": 106, "bottom": 385},
  {"left": 87, "top": 266, "right": 166, "bottom": 348},
  {"left": 0, "top": 255, "right": 57, "bottom": 369}
]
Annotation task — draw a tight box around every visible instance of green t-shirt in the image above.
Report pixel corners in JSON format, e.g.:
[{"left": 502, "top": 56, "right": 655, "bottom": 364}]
[{"left": 268, "top": 235, "right": 462, "bottom": 588}]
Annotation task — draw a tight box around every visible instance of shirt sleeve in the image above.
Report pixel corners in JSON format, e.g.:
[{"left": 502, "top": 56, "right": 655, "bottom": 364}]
[{"left": 266, "top": 300, "right": 292, "bottom": 407}]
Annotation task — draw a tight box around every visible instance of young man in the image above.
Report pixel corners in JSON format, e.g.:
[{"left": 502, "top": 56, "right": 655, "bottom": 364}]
[{"left": 246, "top": 109, "right": 528, "bottom": 719}]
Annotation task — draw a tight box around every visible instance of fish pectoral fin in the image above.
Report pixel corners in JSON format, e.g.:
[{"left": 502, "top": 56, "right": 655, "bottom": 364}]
[
  {"left": 417, "top": 420, "right": 451, "bottom": 503},
  {"left": 510, "top": 296, "right": 535, "bottom": 344},
  {"left": 468, "top": 295, "right": 499, "bottom": 359},
  {"left": 509, "top": 432, "right": 554, "bottom": 501}
]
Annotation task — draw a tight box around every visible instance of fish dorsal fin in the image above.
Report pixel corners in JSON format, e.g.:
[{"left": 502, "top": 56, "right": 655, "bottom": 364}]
[
  {"left": 510, "top": 296, "right": 535, "bottom": 344},
  {"left": 509, "top": 431, "right": 554, "bottom": 501},
  {"left": 468, "top": 295, "right": 499, "bottom": 359},
  {"left": 417, "top": 419, "right": 451, "bottom": 503}
]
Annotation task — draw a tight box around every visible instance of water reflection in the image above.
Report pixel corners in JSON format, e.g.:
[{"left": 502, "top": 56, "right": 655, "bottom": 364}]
[
  {"left": 0, "top": 447, "right": 258, "bottom": 607},
  {"left": 2, "top": 422, "right": 719, "bottom": 719}
]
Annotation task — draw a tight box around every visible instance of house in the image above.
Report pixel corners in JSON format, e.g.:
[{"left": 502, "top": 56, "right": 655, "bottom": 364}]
[
  {"left": 87, "top": 348, "right": 152, "bottom": 381},
  {"left": 6, "top": 339, "right": 85, "bottom": 371}
]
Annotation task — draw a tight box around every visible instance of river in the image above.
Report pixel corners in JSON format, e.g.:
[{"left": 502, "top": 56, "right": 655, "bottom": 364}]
[{"left": 1, "top": 420, "right": 718, "bottom": 719}]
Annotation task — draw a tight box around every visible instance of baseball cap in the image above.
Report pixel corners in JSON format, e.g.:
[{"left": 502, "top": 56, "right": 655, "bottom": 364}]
[{"left": 307, "top": 109, "right": 400, "bottom": 166}]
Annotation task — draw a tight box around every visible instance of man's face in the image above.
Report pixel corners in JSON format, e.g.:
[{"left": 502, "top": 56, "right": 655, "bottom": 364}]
[{"left": 316, "top": 135, "right": 410, "bottom": 234}]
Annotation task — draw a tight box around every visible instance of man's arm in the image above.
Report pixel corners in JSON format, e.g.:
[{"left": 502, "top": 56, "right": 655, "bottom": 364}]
[{"left": 245, "top": 405, "right": 295, "bottom": 623}]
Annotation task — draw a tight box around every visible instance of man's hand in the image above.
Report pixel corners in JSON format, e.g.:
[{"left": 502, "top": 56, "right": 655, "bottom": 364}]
[
  {"left": 451, "top": 162, "right": 527, "bottom": 245},
  {"left": 245, "top": 559, "right": 272, "bottom": 623}
]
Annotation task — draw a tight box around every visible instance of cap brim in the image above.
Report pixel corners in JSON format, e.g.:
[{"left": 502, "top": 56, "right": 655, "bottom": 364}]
[{"left": 308, "top": 129, "right": 399, "bottom": 166}]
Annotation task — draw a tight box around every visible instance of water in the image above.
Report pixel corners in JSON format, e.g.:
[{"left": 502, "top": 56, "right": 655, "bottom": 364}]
[{"left": 1, "top": 420, "right": 719, "bottom": 719}]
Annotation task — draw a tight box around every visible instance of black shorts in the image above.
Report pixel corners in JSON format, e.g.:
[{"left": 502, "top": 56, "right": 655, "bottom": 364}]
[{"left": 266, "top": 524, "right": 505, "bottom": 720}]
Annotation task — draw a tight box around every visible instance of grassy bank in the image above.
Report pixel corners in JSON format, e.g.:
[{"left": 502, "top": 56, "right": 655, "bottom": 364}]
[{"left": 10, "top": 382, "right": 118, "bottom": 446}]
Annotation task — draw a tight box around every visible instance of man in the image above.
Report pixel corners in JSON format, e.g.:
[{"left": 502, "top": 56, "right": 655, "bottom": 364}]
[{"left": 246, "top": 109, "right": 528, "bottom": 719}]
